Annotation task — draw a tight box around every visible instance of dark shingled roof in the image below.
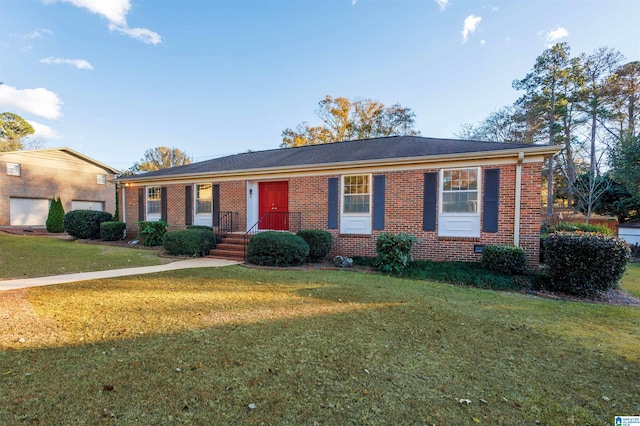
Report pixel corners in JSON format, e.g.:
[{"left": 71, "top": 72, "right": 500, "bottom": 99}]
[{"left": 122, "top": 136, "right": 540, "bottom": 180}]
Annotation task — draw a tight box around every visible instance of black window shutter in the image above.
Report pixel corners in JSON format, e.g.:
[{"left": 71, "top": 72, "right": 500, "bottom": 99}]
[
  {"left": 328, "top": 178, "right": 338, "bottom": 229},
  {"left": 185, "top": 186, "right": 193, "bottom": 226},
  {"left": 373, "top": 175, "right": 385, "bottom": 230},
  {"left": 483, "top": 168, "right": 500, "bottom": 233},
  {"left": 138, "top": 188, "right": 145, "bottom": 221},
  {"left": 423, "top": 172, "right": 437, "bottom": 231},
  {"left": 161, "top": 187, "right": 168, "bottom": 222},
  {"left": 212, "top": 184, "right": 220, "bottom": 227}
]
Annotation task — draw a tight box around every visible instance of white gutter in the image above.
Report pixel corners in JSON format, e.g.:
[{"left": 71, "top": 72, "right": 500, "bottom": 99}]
[{"left": 514, "top": 151, "right": 524, "bottom": 247}]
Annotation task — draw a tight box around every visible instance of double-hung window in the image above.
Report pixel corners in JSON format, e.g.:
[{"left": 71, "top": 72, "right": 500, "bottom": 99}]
[
  {"left": 147, "top": 186, "right": 161, "bottom": 220},
  {"left": 196, "top": 184, "right": 212, "bottom": 214},
  {"left": 341, "top": 174, "right": 372, "bottom": 234},
  {"left": 438, "top": 168, "right": 481, "bottom": 237}
]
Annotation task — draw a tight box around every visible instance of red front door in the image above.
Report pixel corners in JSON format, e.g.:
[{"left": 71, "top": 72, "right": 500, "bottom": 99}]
[{"left": 258, "top": 181, "right": 289, "bottom": 230}]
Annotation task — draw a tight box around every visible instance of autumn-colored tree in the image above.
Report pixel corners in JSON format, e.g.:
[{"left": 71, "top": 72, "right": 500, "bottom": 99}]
[
  {"left": 281, "top": 96, "right": 420, "bottom": 147},
  {"left": 125, "top": 146, "right": 191, "bottom": 174}
]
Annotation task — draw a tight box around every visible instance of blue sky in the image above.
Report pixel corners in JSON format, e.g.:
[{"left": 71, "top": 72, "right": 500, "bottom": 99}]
[{"left": 1, "top": 0, "right": 638, "bottom": 171}]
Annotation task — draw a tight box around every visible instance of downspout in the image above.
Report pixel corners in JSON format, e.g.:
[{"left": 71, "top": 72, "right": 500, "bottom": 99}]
[
  {"left": 122, "top": 184, "right": 127, "bottom": 228},
  {"left": 514, "top": 152, "right": 524, "bottom": 247}
]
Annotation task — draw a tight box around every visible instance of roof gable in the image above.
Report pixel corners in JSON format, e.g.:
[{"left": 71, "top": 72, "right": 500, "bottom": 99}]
[{"left": 0, "top": 147, "right": 118, "bottom": 174}]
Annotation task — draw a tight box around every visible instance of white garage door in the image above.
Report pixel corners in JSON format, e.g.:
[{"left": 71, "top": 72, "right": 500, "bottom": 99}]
[
  {"left": 9, "top": 198, "right": 51, "bottom": 226},
  {"left": 71, "top": 201, "right": 104, "bottom": 211}
]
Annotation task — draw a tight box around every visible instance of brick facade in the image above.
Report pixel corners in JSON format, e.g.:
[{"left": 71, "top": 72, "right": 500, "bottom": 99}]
[
  {"left": 123, "top": 160, "right": 543, "bottom": 266},
  {"left": 0, "top": 151, "right": 116, "bottom": 226}
]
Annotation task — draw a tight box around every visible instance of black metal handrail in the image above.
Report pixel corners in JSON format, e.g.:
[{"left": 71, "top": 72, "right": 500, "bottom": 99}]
[
  {"left": 243, "top": 211, "right": 302, "bottom": 259},
  {"left": 214, "top": 211, "right": 239, "bottom": 237}
]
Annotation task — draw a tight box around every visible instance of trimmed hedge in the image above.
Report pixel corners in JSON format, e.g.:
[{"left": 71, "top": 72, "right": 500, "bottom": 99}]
[
  {"left": 64, "top": 210, "right": 113, "bottom": 239},
  {"left": 46, "top": 197, "right": 65, "bottom": 233},
  {"left": 374, "top": 232, "right": 417, "bottom": 274},
  {"left": 246, "top": 232, "right": 309, "bottom": 267},
  {"left": 548, "top": 221, "right": 613, "bottom": 235},
  {"left": 543, "top": 232, "right": 630, "bottom": 296},
  {"left": 296, "top": 230, "right": 332, "bottom": 262},
  {"left": 163, "top": 228, "right": 216, "bottom": 256},
  {"left": 481, "top": 244, "right": 528, "bottom": 276},
  {"left": 100, "top": 221, "right": 126, "bottom": 241},
  {"left": 137, "top": 220, "right": 168, "bottom": 246}
]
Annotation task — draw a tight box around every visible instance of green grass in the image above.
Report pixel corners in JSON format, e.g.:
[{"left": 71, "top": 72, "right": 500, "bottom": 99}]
[
  {"left": 0, "top": 234, "right": 172, "bottom": 280},
  {"left": 1, "top": 266, "right": 639, "bottom": 424},
  {"left": 622, "top": 262, "right": 640, "bottom": 298}
]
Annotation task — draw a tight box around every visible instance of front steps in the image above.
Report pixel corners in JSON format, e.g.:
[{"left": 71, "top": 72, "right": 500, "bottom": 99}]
[{"left": 207, "top": 233, "right": 248, "bottom": 261}]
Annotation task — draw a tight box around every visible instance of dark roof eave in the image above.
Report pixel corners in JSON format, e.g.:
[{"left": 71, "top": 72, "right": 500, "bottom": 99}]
[{"left": 115, "top": 144, "right": 559, "bottom": 184}]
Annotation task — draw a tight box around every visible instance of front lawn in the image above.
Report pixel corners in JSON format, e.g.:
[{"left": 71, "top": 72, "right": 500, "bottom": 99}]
[
  {"left": 0, "top": 233, "right": 171, "bottom": 279},
  {"left": 622, "top": 262, "right": 640, "bottom": 299},
  {"left": 1, "top": 266, "right": 639, "bottom": 424}
]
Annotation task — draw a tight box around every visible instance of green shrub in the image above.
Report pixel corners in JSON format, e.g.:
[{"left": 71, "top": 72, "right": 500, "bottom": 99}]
[
  {"left": 64, "top": 210, "right": 114, "bottom": 239},
  {"left": 163, "top": 228, "right": 216, "bottom": 256},
  {"left": 548, "top": 221, "right": 613, "bottom": 235},
  {"left": 45, "top": 197, "right": 65, "bottom": 233},
  {"left": 481, "top": 244, "right": 528, "bottom": 275},
  {"left": 374, "top": 232, "right": 417, "bottom": 274},
  {"left": 100, "top": 221, "right": 126, "bottom": 241},
  {"left": 543, "top": 232, "right": 630, "bottom": 295},
  {"left": 247, "top": 232, "right": 309, "bottom": 266},
  {"left": 401, "top": 260, "right": 519, "bottom": 290},
  {"left": 296, "top": 230, "right": 332, "bottom": 262},
  {"left": 136, "top": 220, "right": 168, "bottom": 246}
]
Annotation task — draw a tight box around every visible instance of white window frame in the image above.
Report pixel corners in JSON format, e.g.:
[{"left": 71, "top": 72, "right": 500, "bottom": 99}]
[
  {"left": 7, "top": 163, "right": 20, "bottom": 176},
  {"left": 146, "top": 186, "right": 162, "bottom": 220},
  {"left": 97, "top": 174, "right": 107, "bottom": 185},
  {"left": 196, "top": 184, "right": 213, "bottom": 215},
  {"left": 340, "top": 174, "right": 372, "bottom": 235},
  {"left": 438, "top": 167, "right": 481, "bottom": 237}
]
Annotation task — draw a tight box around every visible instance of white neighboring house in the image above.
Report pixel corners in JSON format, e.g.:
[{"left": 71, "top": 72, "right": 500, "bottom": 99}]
[
  {"left": 618, "top": 222, "right": 640, "bottom": 246},
  {"left": 0, "top": 148, "right": 118, "bottom": 227}
]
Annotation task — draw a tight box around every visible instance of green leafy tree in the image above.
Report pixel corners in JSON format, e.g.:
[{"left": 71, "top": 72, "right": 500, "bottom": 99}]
[
  {"left": 576, "top": 47, "right": 623, "bottom": 175},
  {"left": 605, "top": 61, "right": 640, "bottom": 138},
  {"left": 610, "top": 133, "right": 640, "bottom": 199},
  {"left": 45, "top": 197, "right": 65, "bottom": 233},
  {"left": 513, "top": 42, "right": 571, "bottom": 217},
  {"left": 0, "top": 112, "right": 35, "bottom": 152},
  {"left": 281, "top": 95, "right": 420, "bottom": 147},
  {"left": 575, "top": 175, "right": 640, "bottom": 223}
]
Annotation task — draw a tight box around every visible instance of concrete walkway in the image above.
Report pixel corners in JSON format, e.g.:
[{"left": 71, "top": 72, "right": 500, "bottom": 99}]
[{"left": 0, "top": 258, "right": 239, "bottom": 291}]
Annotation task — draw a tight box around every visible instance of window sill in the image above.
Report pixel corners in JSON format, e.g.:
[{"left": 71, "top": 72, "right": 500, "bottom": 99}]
[{"left": 437, "top": 236, "right": 481, "bottom": 242}]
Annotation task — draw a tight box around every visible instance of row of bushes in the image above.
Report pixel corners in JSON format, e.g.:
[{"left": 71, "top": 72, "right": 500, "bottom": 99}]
[{"left": 64, "top": 213, "right": 632, "bottom": 296}]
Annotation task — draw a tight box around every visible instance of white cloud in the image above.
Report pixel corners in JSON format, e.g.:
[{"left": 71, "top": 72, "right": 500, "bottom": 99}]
[
  {"left": 108, "top": 23, "right": 162, "bottom": 45},
  {"left": 0, "top": 85, "right": 63, "bottom": 120},
  {"left": 44, "top": 0, "right": 161, "bottom": 44},
  {"left": 480, "top": 39, "right": 486, "bottom": 46},
  {"left": 27, "top": 120, "right": 59, "bottom": 139},
  {"left": 435, "top": 0, "right": 449, "bottom": 11},
  {"left": 461, "top": 15, "right": 481, "bottom": 44},
  {"left": 22, "top": 28, "right": 53, "bottom": 40},
  {"left": 545, "top": 26, "right": 569, "bottom": 43},
  {"left": 40, "top": 56, "right": 94, "bottom": 70},
  {"left": 490, "top": 5, "right": 499, "bottom": 12}
]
